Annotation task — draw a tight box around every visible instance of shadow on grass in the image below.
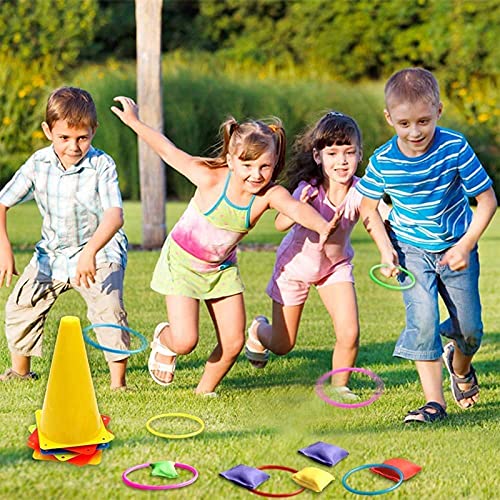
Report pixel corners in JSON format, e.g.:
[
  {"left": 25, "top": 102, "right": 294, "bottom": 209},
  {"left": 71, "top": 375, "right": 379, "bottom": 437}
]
[
  {"left": 113, "top": 332, "right": 500, "bottom": 392},
  {"left": 0, "top": 448, "right": 32, "bottom": 466}
]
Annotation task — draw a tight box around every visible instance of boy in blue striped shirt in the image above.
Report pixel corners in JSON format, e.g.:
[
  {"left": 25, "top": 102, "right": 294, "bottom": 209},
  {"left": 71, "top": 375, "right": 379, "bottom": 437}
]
[
  {"left": 0, "top": 87, "right": 130, "bottom": 389},
  {"left": 357, "top": 68, "right": 497, "bottom": 423}
]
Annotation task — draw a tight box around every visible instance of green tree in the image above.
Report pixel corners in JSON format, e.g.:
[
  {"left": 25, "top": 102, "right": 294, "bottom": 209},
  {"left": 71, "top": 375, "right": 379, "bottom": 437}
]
[{"left": 0, "top": 0, "right": 100, "bottom": 185}]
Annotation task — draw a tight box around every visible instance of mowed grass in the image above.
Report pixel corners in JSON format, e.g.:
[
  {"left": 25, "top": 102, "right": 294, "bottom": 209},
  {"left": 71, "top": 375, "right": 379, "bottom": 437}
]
[{"left": 0, "top": 201, "right": 498, "bottom": 499}]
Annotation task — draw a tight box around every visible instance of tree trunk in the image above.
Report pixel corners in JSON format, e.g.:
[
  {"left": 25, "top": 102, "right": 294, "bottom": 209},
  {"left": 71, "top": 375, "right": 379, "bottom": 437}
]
[{"left": 135, "top": 0, "right": 166, "bottom": 249}]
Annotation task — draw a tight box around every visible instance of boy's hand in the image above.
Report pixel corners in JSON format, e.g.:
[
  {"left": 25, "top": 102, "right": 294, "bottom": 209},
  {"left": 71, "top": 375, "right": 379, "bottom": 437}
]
[
  {"left": 439, "top": 244, "right": 470, "bottom": 271},
  {"left": 110, "top": 96, "right": 140, "bottom": 126},
  {"left": 318, "top": 208, "right": 344, "bottom": 251},
  {"left": 379, "top": 252, "right": 400, "bottom": 277},
  {"left": 0, "top": 242, "right": 18, "bottom": 287},
  {"left": 75, "top": 250, "right": 97, "bottom": 288}
]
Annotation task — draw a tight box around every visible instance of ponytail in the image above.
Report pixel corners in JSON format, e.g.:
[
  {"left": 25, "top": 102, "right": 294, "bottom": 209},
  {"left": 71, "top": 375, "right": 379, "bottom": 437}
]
[
  {"left": 205, "top": 116, "right": 287, "bottom": 177},
  {"left": 268, "top": 122, "right": 286, "bottom": 181}
]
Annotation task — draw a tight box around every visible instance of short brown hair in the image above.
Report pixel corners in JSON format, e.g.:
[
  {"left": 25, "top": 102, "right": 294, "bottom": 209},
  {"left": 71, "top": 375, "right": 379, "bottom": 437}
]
[
  {"left": 45, "top": 87, "right": 97, "bottom": 130},
  {"left": 385, "top": 68, "right": 440, "bottom": 109}
]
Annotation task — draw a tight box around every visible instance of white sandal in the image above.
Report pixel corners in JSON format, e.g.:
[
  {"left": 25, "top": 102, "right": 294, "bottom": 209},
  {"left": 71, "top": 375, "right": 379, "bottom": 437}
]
[
  {"left": 332, "top": 385, "right": 360, "bottom": 401},
  {"left": 148, "top": 322, "right": 177, "bottom": 386}
]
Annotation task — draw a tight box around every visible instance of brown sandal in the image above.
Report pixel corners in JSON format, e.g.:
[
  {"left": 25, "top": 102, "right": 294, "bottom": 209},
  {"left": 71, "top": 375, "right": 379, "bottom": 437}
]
[{"left": 0, "top": 368, "right": 39, "bottom": 381}]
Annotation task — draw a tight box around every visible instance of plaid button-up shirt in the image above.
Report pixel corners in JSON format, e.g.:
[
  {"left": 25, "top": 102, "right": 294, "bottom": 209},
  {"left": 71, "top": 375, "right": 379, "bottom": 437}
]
[{"left": 0, "top": 145, "right": 128, "bottom": 281}]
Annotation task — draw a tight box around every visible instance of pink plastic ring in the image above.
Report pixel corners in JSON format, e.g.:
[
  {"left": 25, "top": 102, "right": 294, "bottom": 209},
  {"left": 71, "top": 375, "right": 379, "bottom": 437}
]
[
  {"left": 122, "top": 462, "right": 198, "bottom": 490},
  {"left": 315, "top": 367, "right": 384, "bottom": 409}
]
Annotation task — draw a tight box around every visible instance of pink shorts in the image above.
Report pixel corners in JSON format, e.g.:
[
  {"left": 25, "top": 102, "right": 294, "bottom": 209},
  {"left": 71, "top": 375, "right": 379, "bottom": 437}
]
[{"left": 266, "top": 262, "right": 354, "bottom": 306}]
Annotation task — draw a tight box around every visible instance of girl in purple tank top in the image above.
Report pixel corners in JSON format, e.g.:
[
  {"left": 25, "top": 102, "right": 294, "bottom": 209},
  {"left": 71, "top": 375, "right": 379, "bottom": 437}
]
[{"left": 112, "top": 97, "right": 341, "bottom": 395}]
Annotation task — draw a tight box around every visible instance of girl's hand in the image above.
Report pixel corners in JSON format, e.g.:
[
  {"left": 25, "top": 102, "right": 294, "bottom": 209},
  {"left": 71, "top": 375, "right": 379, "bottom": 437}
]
[
  {"left": 111, "top": 96, "right": 140, "bottom": 126},
  {"left": 439, "top": 244, "right": 470, "bottom": 271},
  {"left": 318, "top": 208, "right": 344, "bottom": 251},
  {"left": 299, "top": 185, "right": 318, "bottom": 204}
]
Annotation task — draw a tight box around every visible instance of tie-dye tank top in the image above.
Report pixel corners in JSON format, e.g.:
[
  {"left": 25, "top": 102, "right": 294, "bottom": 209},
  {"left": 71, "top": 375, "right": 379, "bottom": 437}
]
[{"left": 170, "top": 172, "right": 256, "bottom": 272}]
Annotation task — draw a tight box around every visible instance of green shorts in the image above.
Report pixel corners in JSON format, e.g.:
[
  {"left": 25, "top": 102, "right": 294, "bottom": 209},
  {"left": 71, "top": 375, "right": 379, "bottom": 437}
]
[{"left": 151, "top": 237, "right": 244, "bottom": 300}]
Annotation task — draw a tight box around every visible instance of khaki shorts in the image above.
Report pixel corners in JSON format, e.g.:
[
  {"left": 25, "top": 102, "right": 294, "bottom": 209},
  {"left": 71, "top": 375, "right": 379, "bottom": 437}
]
[{"left": 5, "top": 263, "right": 129, "bottom": 362}]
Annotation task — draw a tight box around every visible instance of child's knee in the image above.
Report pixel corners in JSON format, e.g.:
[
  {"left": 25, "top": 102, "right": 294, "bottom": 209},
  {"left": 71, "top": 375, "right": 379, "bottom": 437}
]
[
  {"left": 168, "top": 331, "right": 198, "bottom": 354},
  {"left": 335, "top": 328, "right": 359, "bottom": 349},
  {"left": 230, "top": 337, "right": 245, "bottom": 356},
  {"left": 273, "top": 341, "right": 295, "bottom": 356}
]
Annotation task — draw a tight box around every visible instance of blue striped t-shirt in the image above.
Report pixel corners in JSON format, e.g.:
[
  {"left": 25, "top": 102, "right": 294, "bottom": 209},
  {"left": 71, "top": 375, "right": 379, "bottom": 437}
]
[{"left": 356, "top": 127, "right": 492, "bottom": 251}]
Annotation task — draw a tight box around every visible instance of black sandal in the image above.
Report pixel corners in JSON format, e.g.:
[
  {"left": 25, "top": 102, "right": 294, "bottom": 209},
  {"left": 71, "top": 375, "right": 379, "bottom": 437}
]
[
  {"left": 442, "top": 342, "right": 479, "bottom": 409},
  {"left": 404, "top": 401, "right": 447, "bottom": 424}
]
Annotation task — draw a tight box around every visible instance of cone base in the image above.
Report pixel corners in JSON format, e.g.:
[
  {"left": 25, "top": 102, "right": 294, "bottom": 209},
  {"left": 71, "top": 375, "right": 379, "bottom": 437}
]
[
  {"left": 32, "top": 448, "right": 103, "bottom": 466},
  {"left": 35, "top": 409, "right": 114, "bottom": 450}
]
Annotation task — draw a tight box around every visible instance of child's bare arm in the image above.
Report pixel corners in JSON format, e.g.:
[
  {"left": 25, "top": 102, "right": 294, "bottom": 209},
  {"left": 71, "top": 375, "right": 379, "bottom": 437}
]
[
  {"left": 268, "top": 185, "right": 339, "bottom": 249},
  {"left": 111, "top": 96, "right": 205, "bottom": 185},
  {"left": 359, "top": 196, "right": 399, "bottom": 275},
  {"left": 76, "top": 207, "right": 124, "bottom": 288},
  {"left": 275, "top": 184, "right": 319, "bottom": 232},
  {"left": 0, "top": 204, "right": 17, "bottom": 287},
  {"left": 440, "top": 187, "right": 497, "bottom": 271}
]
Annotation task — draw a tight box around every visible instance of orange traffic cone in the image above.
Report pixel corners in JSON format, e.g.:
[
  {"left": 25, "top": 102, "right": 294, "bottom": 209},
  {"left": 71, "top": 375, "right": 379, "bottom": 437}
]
[{"left": 35, "top": 316, "right": 114, "bottom": 449}]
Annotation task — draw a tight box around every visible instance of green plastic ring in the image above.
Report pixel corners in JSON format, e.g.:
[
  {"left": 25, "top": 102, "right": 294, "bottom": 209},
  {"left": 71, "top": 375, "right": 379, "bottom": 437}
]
[{"left": 369, "top": 264, "right": 416, "bottom": 291}]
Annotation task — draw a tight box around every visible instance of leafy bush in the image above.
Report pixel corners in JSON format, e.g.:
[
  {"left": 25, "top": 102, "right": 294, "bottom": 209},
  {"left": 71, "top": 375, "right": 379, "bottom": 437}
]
[
  {"left": 69, "top": 60, "right": 390, "bottom": 200},
  {"left": 0, "top": 0, "right": 100, "bottom": 185},
  {"left": 0, "top": 0, "right": 99, "bottom": 68}
]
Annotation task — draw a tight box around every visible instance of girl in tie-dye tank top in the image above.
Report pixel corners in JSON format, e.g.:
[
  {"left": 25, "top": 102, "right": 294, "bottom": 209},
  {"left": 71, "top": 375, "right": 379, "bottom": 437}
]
[{"left": 112, "top": 96, "right": 341, "bottom": 395}]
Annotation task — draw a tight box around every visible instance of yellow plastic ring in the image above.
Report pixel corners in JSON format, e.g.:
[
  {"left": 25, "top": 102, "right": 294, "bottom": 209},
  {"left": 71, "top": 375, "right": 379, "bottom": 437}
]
[{"left": 146, "top": 412, "right": 205, "bottom": 439}]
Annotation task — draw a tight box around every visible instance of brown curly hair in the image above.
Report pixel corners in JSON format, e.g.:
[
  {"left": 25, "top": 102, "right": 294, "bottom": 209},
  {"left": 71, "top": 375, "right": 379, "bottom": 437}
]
[{"left": 285, "top": 111, "right": 362, "bottom": 192}]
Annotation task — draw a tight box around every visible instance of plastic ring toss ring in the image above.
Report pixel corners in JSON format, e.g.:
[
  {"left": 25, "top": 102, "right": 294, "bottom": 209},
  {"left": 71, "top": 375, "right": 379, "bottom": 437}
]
[
  {"left": 83, "top": 323, "right": 148, "bottom": 355},
  {"left": 250, "top": 465, "right": 305, "bottom": 498},
  {"left": 146, "top": 412, "right": 205, "bottom": 439},
  {"left": 369, "top": 264, "right": 416, "bottom": 291},
  {"left": 342, "top": 463, "right": 404, "bottom": 496},
  {"left": 122, "top": 461, "right": 198, "bottom": 490},
  {"left": 315, "top": 367, "right": 384, "bottom": 409}
]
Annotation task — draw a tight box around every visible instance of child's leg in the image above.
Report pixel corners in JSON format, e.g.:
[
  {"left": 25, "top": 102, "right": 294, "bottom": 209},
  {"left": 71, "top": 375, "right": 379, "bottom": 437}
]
[
  {"left": 415, "top": 360, "right": 446, "bottom": 409},
  {"left": 196, "top": 293, "right": 246, "bottom": 394},
  {"left": 317, "top": 282, "right": 359, "bottom": 387},
  {"left": 1, "top": 266, "right": 66, "bottom": 380},
  {"left": 391, "top": 240, "right": 449, "bottom": 421},
  {"left": 439, "top": 248, "right": 482, "bottom": 408},
  {"left": 149, "top": 294, "right": 201, "bottom": 384},
  {"left": 74, "top": 264, "right": 129, "bottom": 389},
  {"left": 251, "top": 300, "right": 304, "bottom": 355}
]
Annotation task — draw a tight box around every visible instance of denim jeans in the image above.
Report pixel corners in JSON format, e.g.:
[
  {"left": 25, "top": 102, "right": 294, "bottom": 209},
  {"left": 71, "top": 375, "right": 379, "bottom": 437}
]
[{"left": 391, "top": 238, "right": 483, "bottom": 361}]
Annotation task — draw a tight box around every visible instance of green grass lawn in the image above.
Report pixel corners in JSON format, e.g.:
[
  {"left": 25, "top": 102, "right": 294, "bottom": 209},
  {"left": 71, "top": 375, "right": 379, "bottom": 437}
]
[{"left": 0, "top": 201, "right": 498, "bottom": 499}]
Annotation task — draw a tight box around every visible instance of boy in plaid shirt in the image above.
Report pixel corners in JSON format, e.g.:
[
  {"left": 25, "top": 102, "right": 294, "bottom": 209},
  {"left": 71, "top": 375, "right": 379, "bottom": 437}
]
[{"left": 0, "top": 87, "right": 130, "bottom": 389}]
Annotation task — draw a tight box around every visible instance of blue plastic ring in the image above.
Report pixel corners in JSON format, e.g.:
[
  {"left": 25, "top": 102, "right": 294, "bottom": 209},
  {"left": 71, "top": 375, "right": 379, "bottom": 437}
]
[
  {"left": 342, "top": 463, "right": 404, "bottom": 496},
  {"left": 83, "top": 323, "right": 148, "bottom": 355}
]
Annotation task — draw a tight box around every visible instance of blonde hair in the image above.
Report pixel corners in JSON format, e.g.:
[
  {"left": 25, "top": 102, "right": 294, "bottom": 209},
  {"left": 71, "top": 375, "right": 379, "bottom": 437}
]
[
  {"left": 205, "top": 117, "right": 286, "bottom": 181},
  {"left": 385, "top": 68, "right": 440, "bottom": 109},
  {"left": 45, "top": 87, "right": 97, "bottom": 130}
]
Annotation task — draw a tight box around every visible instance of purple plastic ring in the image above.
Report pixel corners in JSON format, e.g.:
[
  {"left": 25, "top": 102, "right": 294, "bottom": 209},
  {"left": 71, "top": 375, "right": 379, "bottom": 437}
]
[
  {"left": 315, "top": 367, "right": 384, "bottom": 409},
  {"left": 122, "top": 462, "right": 198, "bottom": 490}
]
